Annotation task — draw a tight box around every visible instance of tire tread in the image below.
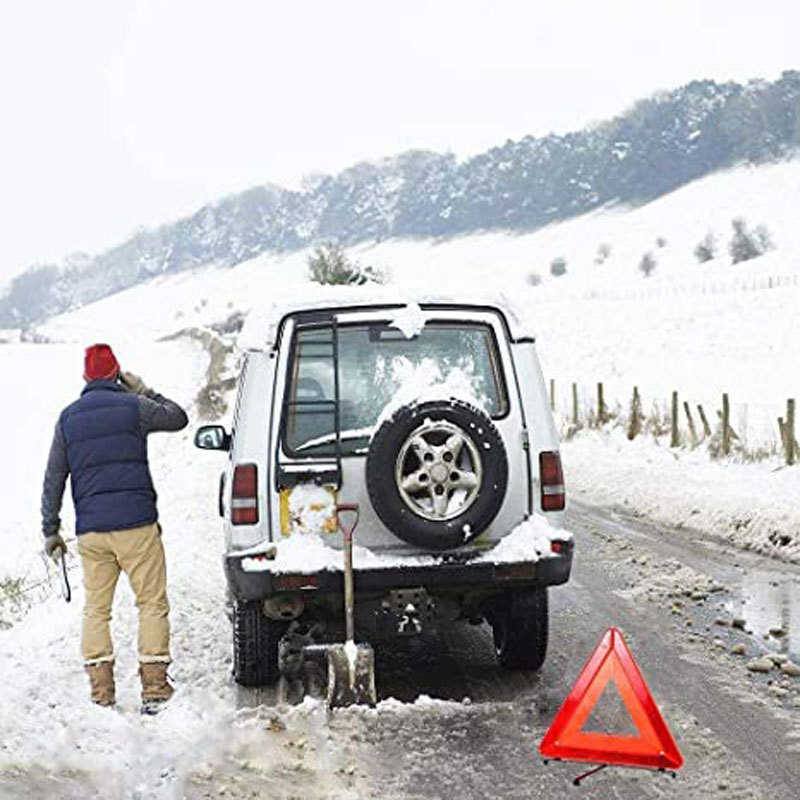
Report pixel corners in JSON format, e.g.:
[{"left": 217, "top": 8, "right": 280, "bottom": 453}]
[
  {"left": 232, "top": 601, "right": 284, "bottom": 687},
  {"left": 494, "top": 588, "right": 549, "bottom": 670}
]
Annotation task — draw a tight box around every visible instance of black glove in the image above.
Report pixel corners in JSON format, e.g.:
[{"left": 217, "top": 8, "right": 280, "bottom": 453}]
[{"left": 44, "top": 533, "right": 67, "bottom": 561}]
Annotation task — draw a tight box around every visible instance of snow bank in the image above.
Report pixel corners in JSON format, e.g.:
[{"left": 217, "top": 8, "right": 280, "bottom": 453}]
[
  {"left": 0, "top": 402, "right": 236, "bottom": 797},
  {"left": 562, "top": 428, "right": 800, "bottom": 564}
]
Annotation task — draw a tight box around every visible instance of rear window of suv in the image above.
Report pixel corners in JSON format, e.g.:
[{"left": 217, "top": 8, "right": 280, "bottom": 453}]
[{"left": 282, "top": 322, "right": 508, "bottom": 457}]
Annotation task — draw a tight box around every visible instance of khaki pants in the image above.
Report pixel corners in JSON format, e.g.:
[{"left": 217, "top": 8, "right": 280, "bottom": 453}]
[{"left": 77, "top": 522, "right": 170, "bottom": 665}]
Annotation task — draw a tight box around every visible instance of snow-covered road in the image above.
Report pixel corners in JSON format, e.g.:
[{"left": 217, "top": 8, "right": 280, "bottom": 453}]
[{"left": 3, "top": 470, "right": 800, "bottom": 798}]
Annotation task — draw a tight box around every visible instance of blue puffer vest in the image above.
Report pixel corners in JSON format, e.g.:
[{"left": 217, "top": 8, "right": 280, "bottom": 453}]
[{"left": 60, "top": 380, "right": 158, "bottom": 534}]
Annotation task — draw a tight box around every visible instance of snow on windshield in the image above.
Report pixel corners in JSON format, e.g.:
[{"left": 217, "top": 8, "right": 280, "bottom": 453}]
[
  {"left": 284, "top": 323, "right": 505, "bottom": 455},
  {"left": 369, "top": 354, "right": 489, "bottom": 436}
]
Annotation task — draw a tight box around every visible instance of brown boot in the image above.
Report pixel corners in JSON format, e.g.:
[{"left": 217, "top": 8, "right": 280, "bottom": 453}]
[
  {"left": 139, "top": 662, "right": 174, "bottom": 714},
  {"left": 85, "top": 661, "right": 115, "bottom": 706}
]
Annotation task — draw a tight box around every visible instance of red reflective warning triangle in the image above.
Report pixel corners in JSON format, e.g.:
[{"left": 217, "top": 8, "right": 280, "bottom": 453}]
[{"left": 539, "top": 628, "right": 683, "bottom": 770}]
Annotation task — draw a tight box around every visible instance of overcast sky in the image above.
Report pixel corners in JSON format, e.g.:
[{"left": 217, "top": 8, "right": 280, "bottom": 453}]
[{"left": 0, "top": 0, "right": 798, "bottom": 286}]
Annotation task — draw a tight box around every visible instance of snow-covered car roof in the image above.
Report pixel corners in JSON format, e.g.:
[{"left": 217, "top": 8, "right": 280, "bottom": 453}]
[{"left": 238, "top": 284, "right": 533, "bottom": 351}]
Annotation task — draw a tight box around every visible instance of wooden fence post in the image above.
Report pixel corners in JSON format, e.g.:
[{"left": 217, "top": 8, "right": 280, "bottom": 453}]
[
  {"left": 628, "top": 386, "right": 642, "bottom": 440},
  {"left": 787, "top": 399, "right": 796, "bottom": 466},
  {"left": 597, "top": 382, "right": 606, "bottom": 426},
  {"left": 670, "top": 391, "right": 680, "bottom": 447},
  {"left": 683, "top": 401, "right": 698, "bottom": 447},
  {"left": 722, "top": 393, "right": 731, "bottom": 456},
  {"left": 572, "top": 383, "right": 579, "bottom": 426},
  {"left": 697, "top": 404, "right": 712, "bottom": 439},
  {"left": 550, "top": 379, "right": 555, "bottom": 412}
]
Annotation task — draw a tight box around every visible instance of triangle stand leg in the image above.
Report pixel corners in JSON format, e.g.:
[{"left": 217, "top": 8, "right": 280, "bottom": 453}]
[{"left": 572, "top": 764, "right": 607, "bottom": 786}]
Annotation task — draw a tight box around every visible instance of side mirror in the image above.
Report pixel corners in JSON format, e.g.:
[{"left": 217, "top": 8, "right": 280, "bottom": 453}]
[{"left": 194, "top": 425, "right": 231, "bottom": 451}]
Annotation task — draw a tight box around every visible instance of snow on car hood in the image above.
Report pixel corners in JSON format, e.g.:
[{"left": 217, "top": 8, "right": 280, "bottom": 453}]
[
  {"left": 239, "top": 515, "right": 572, "bottom": 573},
  {"left": 237, "top": 284, "right": 533, "bottom": 351}
]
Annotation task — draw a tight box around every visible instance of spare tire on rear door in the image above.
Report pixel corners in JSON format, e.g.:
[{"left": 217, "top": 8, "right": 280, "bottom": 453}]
[{"left": 366, "top": 400, "right": 508, "bottom": 550}]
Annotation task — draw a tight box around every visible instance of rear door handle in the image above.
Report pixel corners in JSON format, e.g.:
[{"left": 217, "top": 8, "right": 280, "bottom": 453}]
[{"left": 218, "top": 472, "right": 226, "bottom": 518}]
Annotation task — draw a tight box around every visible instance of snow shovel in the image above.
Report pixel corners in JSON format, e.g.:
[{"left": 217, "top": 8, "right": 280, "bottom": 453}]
[{"left": 325, "top": 503, "right": 377, "bottom": 709}]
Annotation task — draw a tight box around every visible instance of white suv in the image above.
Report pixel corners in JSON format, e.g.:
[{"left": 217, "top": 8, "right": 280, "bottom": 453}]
[{"left": 196, "top": 293, "right": 573, "bottom": 687}]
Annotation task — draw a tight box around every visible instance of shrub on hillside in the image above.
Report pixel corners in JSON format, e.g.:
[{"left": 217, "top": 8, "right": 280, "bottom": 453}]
[
  {"left": 729, "top": 218, "right": 773, "bottom": 264},
  {"left": 307, "top": 242, "right": 384, "bottom": 285},
  {"left": 550, "top": 257, "right": 567, "bottom": 277},
  {"left": 527, "top": 272, "right": 543, "bottom": 287},
  {"left": 655, "top": 236, "right": 668, "bottom": 248},
  {"left": 638, "top": 252, "right": 656, "bottom": 277},
  {"left": 694, "top": 232, "right": 717, "bottom": 263},
  {"left": 753, "top": 224, "right": 774, "bottom": 253},
  {"left": 594, "top": 243, "right": 612, "bottom": 265}
]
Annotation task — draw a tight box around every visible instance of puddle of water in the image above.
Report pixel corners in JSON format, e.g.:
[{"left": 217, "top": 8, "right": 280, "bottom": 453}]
[{"left": 724, "top": 572, "right": 800, "bottom": 662}]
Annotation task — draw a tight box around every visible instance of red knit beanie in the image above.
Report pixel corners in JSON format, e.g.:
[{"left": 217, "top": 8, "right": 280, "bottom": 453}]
[{"left": 84, "top": 344, "right": 120, "bottom": 382}]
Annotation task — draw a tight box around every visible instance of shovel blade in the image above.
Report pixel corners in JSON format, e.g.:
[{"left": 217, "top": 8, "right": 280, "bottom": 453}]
[{"left": 327, "top": 643, "right": 376, "bottom": 709}]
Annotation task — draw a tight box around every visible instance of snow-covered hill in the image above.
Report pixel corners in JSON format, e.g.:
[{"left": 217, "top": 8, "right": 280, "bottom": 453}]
[
  {"left": 37, "top": 155, "right": 800, "bottom": 410},
  {"left": 4, "top": 71, "right": 800, "bottom": 328}
]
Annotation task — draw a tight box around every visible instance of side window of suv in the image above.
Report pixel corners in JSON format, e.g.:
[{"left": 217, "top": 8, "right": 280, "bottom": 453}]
[{"left": 284, "top": 328, "right": 338, "bottom": 456}]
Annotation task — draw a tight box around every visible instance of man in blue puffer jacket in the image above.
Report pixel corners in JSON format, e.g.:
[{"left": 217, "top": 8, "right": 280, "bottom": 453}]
[{"left": 40, "top": 343, "right": 188, "bottom": 711}]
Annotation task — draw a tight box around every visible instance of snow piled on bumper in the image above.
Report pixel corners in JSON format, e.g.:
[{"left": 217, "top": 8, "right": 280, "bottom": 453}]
[{"left": 239, "top": 515, "right": 571, "bottom": 573}]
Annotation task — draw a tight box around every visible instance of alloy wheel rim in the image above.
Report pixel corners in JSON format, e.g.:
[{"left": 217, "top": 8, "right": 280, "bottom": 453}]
[{"left": 394, "top": 419, "right": 483, "bottom": 522}]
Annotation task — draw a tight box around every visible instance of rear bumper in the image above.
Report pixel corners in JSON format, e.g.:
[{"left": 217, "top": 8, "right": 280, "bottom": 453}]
[{"left": 224, "top": 544, "right": 573, "bottom": 601}]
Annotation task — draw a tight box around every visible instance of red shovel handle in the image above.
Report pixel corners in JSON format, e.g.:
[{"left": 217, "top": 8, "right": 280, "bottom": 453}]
[{"left": 336, "top": 503, "right": 360, "bottom": 540}]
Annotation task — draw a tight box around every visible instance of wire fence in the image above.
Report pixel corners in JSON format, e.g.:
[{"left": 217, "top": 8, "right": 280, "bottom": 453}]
[
  {"left": 529, "top": 271, "right": 800, "bottom": 306},
  {"left": 552, "top": 379, "right": 798, "bottom": 465}
]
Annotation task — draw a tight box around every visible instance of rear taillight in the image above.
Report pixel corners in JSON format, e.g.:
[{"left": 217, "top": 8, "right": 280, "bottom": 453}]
[
  {"left": 539, "top": 451, "right": 565, "bottom": 511},
  {"left": 231, "top": 464, "right": 259, "bottom": 525}
]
